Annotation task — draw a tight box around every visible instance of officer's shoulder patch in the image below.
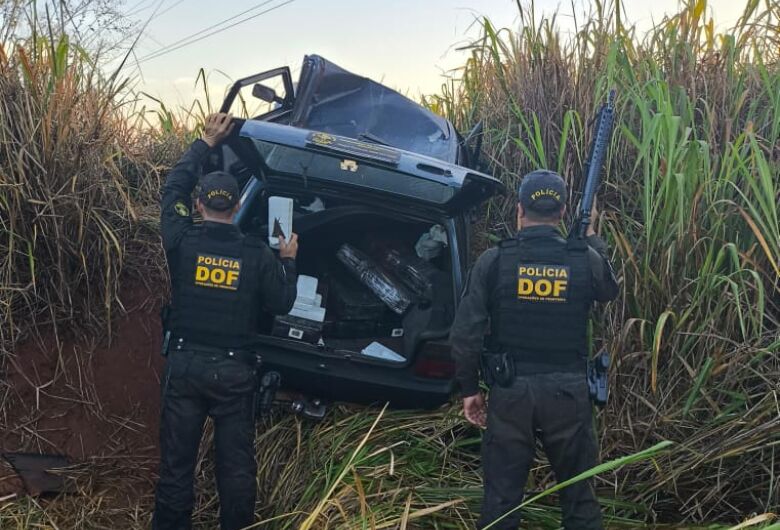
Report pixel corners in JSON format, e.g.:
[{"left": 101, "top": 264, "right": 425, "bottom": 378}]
[{"left": 174, "top": 201, "right": 189, "bottom": 217}]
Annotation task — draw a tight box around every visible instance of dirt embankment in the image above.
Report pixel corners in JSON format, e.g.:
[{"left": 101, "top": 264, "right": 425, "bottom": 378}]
[{"left": 1, "top": 286, "right": 164, "bottom": 498}]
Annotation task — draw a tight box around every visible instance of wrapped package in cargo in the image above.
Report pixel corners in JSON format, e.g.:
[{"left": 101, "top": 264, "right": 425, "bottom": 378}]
[
  {"left": 336, "top": 244, "right": 411, "bottom": 315},
  {"left": 329, "top": 274, "right": 386, "bottom": 321},
  {"left": 378, "top": 248, "right": 438, "bottom": 297}
]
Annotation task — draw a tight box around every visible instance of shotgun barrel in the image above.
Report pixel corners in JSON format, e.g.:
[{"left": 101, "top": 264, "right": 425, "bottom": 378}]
[{"left": 575, "top": 90, "right": 617, "bottom": 239}]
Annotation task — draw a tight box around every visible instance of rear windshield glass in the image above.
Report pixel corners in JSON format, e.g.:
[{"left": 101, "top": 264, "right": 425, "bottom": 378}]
[{"left": 248, "top": 139, "right": 456, "bottom": 205}]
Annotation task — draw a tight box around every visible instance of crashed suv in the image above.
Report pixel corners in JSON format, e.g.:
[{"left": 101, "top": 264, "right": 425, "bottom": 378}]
[{"left": 210, "top": 55, "right": 504, "bottom": 409}]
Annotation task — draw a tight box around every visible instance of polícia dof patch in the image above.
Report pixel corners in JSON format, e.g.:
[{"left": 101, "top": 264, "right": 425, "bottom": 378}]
[
  {"left": 516, "top": 263, "right": 570, "bottom": 303},
  {"left": 194, "top": 253, "right": 242, "bottom": 291}
]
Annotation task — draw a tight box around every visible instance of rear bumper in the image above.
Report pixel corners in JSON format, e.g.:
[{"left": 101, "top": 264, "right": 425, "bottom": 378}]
[{"left": 257, "top": 345, "right": 454, "bottom": 409}]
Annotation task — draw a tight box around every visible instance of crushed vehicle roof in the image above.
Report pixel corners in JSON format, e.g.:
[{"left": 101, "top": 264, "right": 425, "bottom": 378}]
[{"left": 290, "top": 55, "right": 460, "bottom": 164}]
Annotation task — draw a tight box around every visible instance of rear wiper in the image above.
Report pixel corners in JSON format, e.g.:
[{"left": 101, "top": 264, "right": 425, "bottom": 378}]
[{"left": 358, "top": 132, "right": 394, "bottom": 147}]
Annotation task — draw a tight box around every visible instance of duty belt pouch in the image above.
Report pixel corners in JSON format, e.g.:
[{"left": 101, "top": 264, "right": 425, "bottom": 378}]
[
  {"left": 587, "top": 349, "right": 610, "bottom": 407},
  {"left": 483, "top": 353, "right": 514, "bottom": 388}
]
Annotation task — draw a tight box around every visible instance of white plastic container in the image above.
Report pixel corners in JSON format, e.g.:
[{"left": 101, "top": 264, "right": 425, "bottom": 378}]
[
  {"left": 288, "top": 275, "right": 326, "bottom": 323},
  {"left": 296, "top": 275, "right": 319, "bottom": 306}
]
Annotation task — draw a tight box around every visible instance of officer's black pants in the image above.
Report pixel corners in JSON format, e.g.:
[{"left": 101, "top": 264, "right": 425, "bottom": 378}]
[
  {"left": 478, "top": 372, "right": 603, "bottom": 530},
  {"left": 152, "top": 350, "right": 257, "bottom": 530}
]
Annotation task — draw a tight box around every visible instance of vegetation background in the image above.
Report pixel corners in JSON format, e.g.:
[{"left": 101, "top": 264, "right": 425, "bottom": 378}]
[{"left": 0, "top": 0, "right": 778, "bottom": 528}]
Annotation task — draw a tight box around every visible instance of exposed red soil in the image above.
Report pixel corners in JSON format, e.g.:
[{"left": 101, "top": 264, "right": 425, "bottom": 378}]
[{"left": 1, "top": 285, "right": 164, "bottom": 498}]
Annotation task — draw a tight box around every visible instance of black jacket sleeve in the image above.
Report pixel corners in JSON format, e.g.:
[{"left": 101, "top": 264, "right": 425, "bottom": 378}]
[
  {"left": 586, "top": 235, "right": 620, "bottom": 303},
  {"left": 160, "top": 140, "right": 210, "bottom": 253},
  {"left": 256, "top": 246, "right": 298, "bottom": 315},
  {"left": 449, "top": 247, "right": 498, "bottom": 398}
]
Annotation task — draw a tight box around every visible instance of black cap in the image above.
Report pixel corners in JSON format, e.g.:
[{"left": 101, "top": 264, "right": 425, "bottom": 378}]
[
  {"left": 518, "top": 169, "right": 567, "bottom": 213},
  {"left": 198, "top": 171, "right": 239, "bottom": 211}
]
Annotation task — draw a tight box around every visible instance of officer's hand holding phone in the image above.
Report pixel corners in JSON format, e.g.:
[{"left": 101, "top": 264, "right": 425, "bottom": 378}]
[
  {"left": 463, "top": 393, "right": 487, "bottom": 428},
  {"left": 279, "top": 233, "right": 299, "bottom": 260},
  {"left": 202, "top": 113, "right": 235, "bottom": 148}
]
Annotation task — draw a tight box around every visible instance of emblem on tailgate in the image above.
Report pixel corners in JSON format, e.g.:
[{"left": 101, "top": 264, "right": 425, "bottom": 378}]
[{"left": 311, "top": 132, "right": 335, "bottom": 146}]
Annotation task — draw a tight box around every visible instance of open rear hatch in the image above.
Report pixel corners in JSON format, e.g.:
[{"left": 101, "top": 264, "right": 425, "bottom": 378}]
[
  {"left": 235, "top": 120, "right": 503, "bottom": 218},
  {"left": 228, "top": 101, "right": 503, "bottom": 377}
]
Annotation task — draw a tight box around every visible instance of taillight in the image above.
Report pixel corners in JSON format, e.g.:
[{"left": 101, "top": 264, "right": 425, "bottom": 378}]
[{"left": 413, "top": 341, "right": 455, "bottom": 379}]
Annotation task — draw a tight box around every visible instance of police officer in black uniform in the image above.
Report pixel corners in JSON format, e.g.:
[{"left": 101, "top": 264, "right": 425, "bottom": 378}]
[
  {"left": 152, "top": 113, "right": 298, "bottom": 530},
  {"left": 450, "top": 170, "right": 619, "bottom": 530}
]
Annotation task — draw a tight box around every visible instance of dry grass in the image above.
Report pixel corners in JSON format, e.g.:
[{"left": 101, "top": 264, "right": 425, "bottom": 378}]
[
  {"left": 0, "top": 39, "right": 171, "bottom": 346},
  {"left": 0, "top": 406, "right": 670, "bottom": 529}
]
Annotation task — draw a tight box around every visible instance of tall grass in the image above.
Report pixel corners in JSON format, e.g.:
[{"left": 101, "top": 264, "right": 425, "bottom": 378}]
[
  {"left": 427, "top": 0, "right": 780, "bottom": 522},
  {"left": 0, "top": 25, "right": 178, "bottom": 350}
]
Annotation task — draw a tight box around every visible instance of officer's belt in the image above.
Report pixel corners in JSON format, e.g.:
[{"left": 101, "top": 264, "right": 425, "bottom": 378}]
[
  {"left": 507, "top": 358, "right": 585, "bottom": 375},
  {"left": 169, "top": 336, "right": 258, "bottom": 366}
]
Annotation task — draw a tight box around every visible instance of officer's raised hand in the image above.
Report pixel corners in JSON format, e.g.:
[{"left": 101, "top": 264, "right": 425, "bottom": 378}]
[
  {"left": 202, "top": 112, "right": 235, "bottom": 148},
  {"left": 279, "top": 233, "right": 299, "bottom": 260},
  {"left": 463, "top": 393, "right": 487, "bottom": 428}
]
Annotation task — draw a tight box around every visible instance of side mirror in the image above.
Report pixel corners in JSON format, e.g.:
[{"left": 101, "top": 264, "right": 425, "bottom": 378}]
[{"left": 252, "top": 83, "right": 281, "bottom": 103}]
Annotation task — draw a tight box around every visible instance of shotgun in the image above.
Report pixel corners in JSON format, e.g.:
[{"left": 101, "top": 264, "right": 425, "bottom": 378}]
[{"left": 575, "top": 90, "right": 617, "bottom": 407}]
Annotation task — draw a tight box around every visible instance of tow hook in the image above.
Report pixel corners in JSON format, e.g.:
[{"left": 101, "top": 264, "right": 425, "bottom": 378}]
[{"left": 291, "top": 398, "right": 328, "bottom": 421}]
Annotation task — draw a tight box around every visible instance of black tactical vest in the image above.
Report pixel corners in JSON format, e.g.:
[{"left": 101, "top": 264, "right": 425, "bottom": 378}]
[
  {"left": 489, "top": 232, "right": 593, "bottom": 365},
  {"left": 167, "top": 223, "right": 265, "bottom": 349}
]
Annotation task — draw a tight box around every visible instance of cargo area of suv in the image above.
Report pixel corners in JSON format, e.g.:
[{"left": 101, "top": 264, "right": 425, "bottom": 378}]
[
  {"left": 214, "top": 55, "right": 504, "bottom": 409},
  {"left": 241, "top": 190, "right": 456, "bottom": 365}
]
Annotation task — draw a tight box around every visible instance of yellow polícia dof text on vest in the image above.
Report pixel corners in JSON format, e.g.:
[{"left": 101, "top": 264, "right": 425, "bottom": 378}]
[
  {"left": 194, "top": 253, "right": 242, "bottom": 291},
  {"left": 516, "top": 263, "right": 570, "bottom": 303}
]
